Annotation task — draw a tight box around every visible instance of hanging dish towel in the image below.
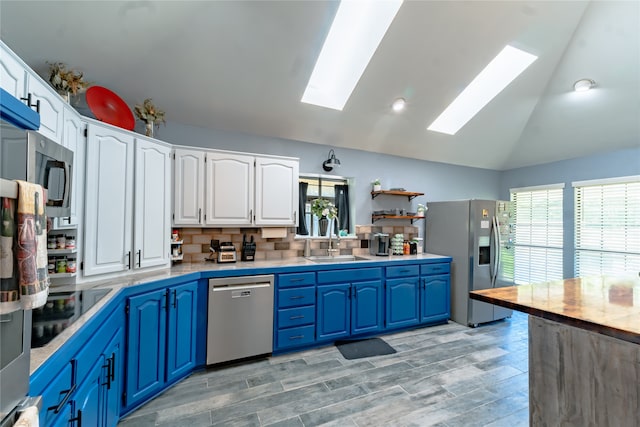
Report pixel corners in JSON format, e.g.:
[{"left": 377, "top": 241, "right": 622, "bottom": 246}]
[
  {"left": 15, "top": 180, "right": 49, "bottom": 310},
  {"left": 1, "top": 196, "right": 20, "bottom": 313}
]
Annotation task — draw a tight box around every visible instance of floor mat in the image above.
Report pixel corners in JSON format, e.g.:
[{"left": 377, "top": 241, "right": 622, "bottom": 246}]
[{"left": 335, "top": 337, "right": 396, "bottom": 360}]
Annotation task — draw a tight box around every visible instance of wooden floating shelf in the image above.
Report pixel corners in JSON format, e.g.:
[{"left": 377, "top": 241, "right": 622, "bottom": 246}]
[
  {"left": 371, "top": 214, "right": 425, "bottom": 224},
  {"left": 371, "top": 190, "right": 424, "bottom": 201}
]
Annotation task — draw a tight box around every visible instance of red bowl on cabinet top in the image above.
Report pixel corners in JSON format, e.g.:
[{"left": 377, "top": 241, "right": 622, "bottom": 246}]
[{"left": 85, "top": 86, "right": 135, "bottom": 130}]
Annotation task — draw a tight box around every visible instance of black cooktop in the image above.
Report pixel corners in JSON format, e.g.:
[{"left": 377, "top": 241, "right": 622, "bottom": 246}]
[{"left": 31, "top": 288, "right": 111, "bottom": 348}]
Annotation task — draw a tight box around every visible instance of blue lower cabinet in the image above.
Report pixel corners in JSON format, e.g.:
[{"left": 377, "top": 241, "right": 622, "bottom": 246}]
[
  {"left": 352, "top": 281, "right": 383, "bottom": 335},
  {"left": 317, "top": 280, "right": 384, "bottom": 341},
  {"left": 386, "top": 277, "right": 420, "bottom": 329},
  {"left": 421, "top": 274, "right": 450, "bottom": 323},
  {"left": 317, "top": 284, "right": 350, "bottom": 341},
  {"left": 125, "top": 281, "right": 198, "bottom": 411}
]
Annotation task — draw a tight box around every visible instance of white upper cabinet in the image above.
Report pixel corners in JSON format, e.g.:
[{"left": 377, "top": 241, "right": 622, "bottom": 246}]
[
  {"left": 173, "top": 148, "right": 205, "bottom": 226},
  {"left": 134, "top": 138, "right": 171, "bottom": 269},
  {"left": 0, "top": 41, "right": 26, "bottom": 99},
  {"left": 25, "top": 74, "right": 64, "bottom": 143},
  {"left": 173, "top": 147, "right": 299, "bottom": 227},
  {"left": 255, "top": 157, "right": 299, "bottom": 226},
  {"left": 84, "top": 123, "right": 135, "bottom": 276},
  {"left": 55, "top": 105, "right": 85, "bottom": 229},
  {"left": 205, "top": 151, "right": 254, "bottom": 226}
]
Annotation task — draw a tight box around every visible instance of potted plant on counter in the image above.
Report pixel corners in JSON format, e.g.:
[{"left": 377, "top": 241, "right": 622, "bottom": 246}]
[
  {"left": 311, "top": 198, "right": 337, "bottom": 236},
  {"left": 134, "top": 98, "right": 166, "bottom": 137}
]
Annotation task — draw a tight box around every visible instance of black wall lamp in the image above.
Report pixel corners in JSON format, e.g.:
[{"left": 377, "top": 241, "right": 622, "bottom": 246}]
[{"left": 322, "top": 149, "right": 341, "bottom": 171}]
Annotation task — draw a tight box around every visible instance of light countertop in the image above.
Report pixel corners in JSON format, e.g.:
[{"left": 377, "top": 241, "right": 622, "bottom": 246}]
[
  {"left": 31, "top": 253, "right": 451, "bottom": 373},
  {"left": 470, "top": 275, "right": 640, "bottom": 344}
]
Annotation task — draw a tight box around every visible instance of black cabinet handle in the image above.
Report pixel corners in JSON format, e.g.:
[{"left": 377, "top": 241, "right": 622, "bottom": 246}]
[
  {"left": 172, "top": 289, "right": 177, "bottom": 308},
  {"left": 20, "top": 93, "right": 40, "bottom": 113},
  {"left": 125, "top": 251, "right": 131, "bottom": 269},
  {"left": 289, "top": 315, "right": 305, "bottom": 320},
  {"left": 289, "top": 335, "right": 304, "bottom": 340},
  {"left": 136, "top": 250, "right": 141, "bottom": 267},
  {"left": 290, "top": 278, "right": 304, "bottom": 282},
  {"left": 164, "top": 289, "right": 170, "bottom": 310},
  {"left": 102, "top": 352, "right": 116, "bottom": 389},
  {"left": 48, "top": 359, "right": 77, "bottom": 413},
  {"left": 289, "top": 295, "right": 304, "bottom": 300},
  {"left": 70, "top": 409, "right": 82, "bottom": 427}
]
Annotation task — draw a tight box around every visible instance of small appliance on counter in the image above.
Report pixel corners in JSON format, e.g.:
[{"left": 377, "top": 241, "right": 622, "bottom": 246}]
[
  {"left": 217, "top": 242, "right": 237, "bottom": 263},
  {"left": 369, "top": 233, "right": 390, "bottom": 256},
  {"left": 241, "top": 234, "right": 256, "bottom": 261},
  {"left": 205, "top": 240, "right": 219, "bottom": 262}
]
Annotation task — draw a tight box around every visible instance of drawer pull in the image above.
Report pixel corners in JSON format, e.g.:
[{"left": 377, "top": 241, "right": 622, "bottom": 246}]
[
  {"left": 48, "top": 359, "right": 77, "bottom": 414},
  {"left": 290, "top": 315, "right": 305, "bottom": 320},
  {"left": 289, "top": 335, "right": 305, "bottom": 340},
  {"left": 290, "top": 278, "right": 304, "bottom": 282},
  {"left": 289, "top": 295, "right": 304, "bottom": 300}
]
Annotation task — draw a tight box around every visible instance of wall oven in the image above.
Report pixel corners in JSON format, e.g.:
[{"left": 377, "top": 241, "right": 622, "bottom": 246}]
[{"left": 0, "top": 122, "right": 73, "bottom": 218}]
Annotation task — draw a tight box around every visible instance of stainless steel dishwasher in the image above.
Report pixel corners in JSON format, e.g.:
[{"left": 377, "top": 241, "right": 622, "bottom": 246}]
[{"left": 207, "top": 275, "right": 274, "bottom": 365}]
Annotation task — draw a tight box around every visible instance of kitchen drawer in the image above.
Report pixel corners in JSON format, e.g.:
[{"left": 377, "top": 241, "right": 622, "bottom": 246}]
[
  {"left": 277, "top": 325, "right": 315, "bottom": 349},
  {"left": 278, "top": 306, "right": 315, "bottom": 328},
  {"left": 278, "top": 272, "right": 315, "bottom": 288},
  {"left": 278, "top": 287, "right": 315, "bottom": 308},
  {"left": 73, "top": 306, "right": 119, "bottom": 382},
  {"left": 317, "top": 267, "right": 382, "bottom": 284},
  {"left": 386, "top": 265, "right": 419, "bottom": 278},
  {"left": 421, "top": 263, "right": 451, "bottom": 276}
]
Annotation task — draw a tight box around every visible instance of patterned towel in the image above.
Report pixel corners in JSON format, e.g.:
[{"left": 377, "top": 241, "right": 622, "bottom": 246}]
[{"left": 0, "top": 181, "right": 49, "bottom": 313}]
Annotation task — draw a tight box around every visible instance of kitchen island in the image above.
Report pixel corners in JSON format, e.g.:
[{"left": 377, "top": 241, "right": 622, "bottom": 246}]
[{"left": 471, "top": 275, "right": 640, "bottom": 427}]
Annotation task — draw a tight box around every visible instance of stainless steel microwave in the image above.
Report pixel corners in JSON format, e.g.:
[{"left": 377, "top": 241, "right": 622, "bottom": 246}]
[{"left": 0, "top": 122, "right": 73, "bottom": 217}]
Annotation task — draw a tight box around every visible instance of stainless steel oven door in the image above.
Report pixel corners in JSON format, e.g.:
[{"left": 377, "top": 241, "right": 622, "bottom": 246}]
[{"left": 0, "top": 309, "right": 31, "bottom": 422}]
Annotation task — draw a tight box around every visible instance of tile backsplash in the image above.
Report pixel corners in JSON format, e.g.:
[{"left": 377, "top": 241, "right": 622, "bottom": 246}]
[{"left": 174, "top": 225, "right": 419, "bottom": 263}]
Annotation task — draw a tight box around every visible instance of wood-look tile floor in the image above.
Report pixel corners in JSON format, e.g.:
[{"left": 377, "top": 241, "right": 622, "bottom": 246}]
[{"left": 119, "top": 312, "right": 529, "bottom": 427}]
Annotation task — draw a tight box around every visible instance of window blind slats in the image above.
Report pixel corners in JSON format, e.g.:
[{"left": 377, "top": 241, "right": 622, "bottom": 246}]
[
  {"left": 510, "top": 187, "right": 564, "bottom": 285},
  {"left": 575, "top": 180, "right": 640, "bottom": 276}
]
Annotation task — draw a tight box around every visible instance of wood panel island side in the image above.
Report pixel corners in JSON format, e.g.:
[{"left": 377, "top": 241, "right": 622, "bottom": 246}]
[{"left": 471, "top": 275, "right": 640, "bottom": 427}]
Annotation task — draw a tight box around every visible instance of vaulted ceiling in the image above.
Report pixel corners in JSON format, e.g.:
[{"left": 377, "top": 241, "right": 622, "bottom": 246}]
[{"left": 1, "top": 1, "right": 638, "bottom": 170}]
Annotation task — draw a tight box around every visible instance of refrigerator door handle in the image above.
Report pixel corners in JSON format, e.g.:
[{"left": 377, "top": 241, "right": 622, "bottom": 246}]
[{"left": 491, "top": 216, "right": 500, "bottom": 286}]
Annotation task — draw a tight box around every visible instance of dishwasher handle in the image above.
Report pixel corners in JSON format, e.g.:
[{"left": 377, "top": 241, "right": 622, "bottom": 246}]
[{"left": 211, "top": 282, "right": 271, "bottom": 291}]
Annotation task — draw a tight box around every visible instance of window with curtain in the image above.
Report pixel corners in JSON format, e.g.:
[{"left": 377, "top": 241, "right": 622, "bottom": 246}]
[
  {"left": 298, "top": 176, "right": 350, "bottom": 237},
  {"left": 574, "top": 176, "right": 640, "bottom": 277},
  {"left": 510, "top": 184, "right": 564, "bottom": 284}
]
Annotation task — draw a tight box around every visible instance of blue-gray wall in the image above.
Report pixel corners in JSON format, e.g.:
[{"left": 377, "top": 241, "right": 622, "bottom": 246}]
[
  {"left": 159, "top": 122, "right": 639, "bottom": 279},
  {"left": 160, "top": 122, "right": 501, "bottom": 231},
  {"left": 499, "top": 146, "right": 640, "bottom": 278}
]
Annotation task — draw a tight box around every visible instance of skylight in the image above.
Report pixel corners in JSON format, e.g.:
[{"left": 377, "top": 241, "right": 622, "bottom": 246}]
[
  {"left": 428, "top": 45, "right": 538, "bottom": 135},
  {"left": 301, "top": 0, "right": 404, "bottom": 111}
]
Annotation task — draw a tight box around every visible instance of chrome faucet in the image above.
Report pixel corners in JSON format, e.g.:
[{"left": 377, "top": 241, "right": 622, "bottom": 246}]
[{"left": 327, "top": 216, "right": 341, "bottom": 256}]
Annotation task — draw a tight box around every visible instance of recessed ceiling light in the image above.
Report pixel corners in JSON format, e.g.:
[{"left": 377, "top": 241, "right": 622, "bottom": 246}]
[
  {"left": 392, "top": 98, "right": 406, "bottom": 112},
  {"left": 427, "top": 45, "right": 538, "bottom": 135},
  {"left": 301, "top": 0, "right": 404, "bottom": 111},
  {"left": 573, "top": 78, "right": 595, "bottom": 92}
]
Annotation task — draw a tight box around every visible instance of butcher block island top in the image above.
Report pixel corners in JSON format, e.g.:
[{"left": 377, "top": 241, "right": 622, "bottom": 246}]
[{"left": 470, "top": 275, "right": 640, "bottom": 345}]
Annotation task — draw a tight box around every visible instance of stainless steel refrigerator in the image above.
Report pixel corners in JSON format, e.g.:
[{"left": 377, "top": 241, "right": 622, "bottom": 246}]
[{"left": 425, "top": 200, "right": 514, "bottom": 327}]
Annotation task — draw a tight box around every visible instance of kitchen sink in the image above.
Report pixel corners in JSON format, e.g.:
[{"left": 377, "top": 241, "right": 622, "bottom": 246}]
[{"left": 305, "top": 255, "right": 371, "bottom": 263}]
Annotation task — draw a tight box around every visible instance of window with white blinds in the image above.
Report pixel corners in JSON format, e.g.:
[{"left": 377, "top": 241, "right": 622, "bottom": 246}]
[
  {"left": 574, "top": 177, "right": 640, "bottom": 277},
  {"left": 510, "top": 185, "right": 564, "bottom": 284}
]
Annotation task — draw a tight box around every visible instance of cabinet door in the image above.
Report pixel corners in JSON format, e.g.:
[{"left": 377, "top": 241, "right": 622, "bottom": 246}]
[
  {"left": 166, "top": 281, "right": 198, "bottom": 384},
  {"left": 134, "top": 138, "right": 171, "bottom": 268},
  {"left": 421, "top": 275, "right": 450, "bottom": 324},
  {"left": 254, "top": 157, "right": 299, "bottom": 226},
  {"left": 125, "top": 289, "right": 167, "bottom": 409},
  {"left": 173, "top": 148, "right": 205, "bottom": 225},
  {"left": 74, "top": 354, "right": 105, "bottom": 427},
  {"left": 352, "top": 280, "right": 383, "bottom": 335},
  {"left": 385, "top": 278, "right": 420, "bottom": 329},
  {"left": 84, "top": 124, "right": 134, "bottom": 276},
  {"left": 317, "top": 284, "right": 350, "bottom": 341},
  {"left": 103, "top": 328, "right": 123, "bottom": 427},
  {"left": 0, "top": 42, "right": 26, "bottom": 99},
  {"left": 26, "top": 73, "right": 64, "bottom": 143},
  {"left": 205, "top": 151, "right": 253, "bottom": 226},
  {"left": 55, "top": 106, "right": 84, "bottom": 229}
]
